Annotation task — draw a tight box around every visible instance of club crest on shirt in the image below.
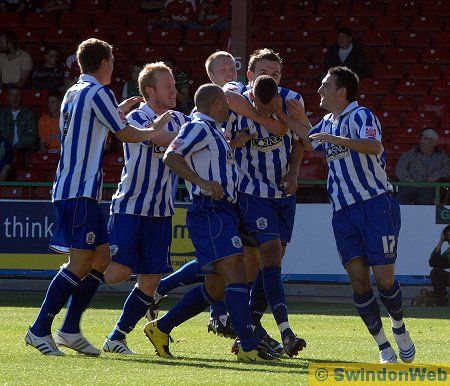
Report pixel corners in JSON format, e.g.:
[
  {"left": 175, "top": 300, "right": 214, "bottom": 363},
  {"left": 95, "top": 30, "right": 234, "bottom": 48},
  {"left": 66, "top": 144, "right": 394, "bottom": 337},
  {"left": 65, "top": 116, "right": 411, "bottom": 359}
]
[
  {"left": 251, "top": 135, "right": 283, "bottom": 152},
  {"left": 340, "top": 125, "right": 348, "bottom": 136},
  {"left": 231, "top": 236, "right": 242, "bottom": 248},
  {"left": 168, "top": 139, "right": 183, "bottom": 151},
  {"left": 110, "top": 245, "right": 119, "bottom": 256},
  {"left": 256, "top": 217, "right": 268, "bottom": 230},
  {"left": 325, "top": 144, "right": 350, "bottom": 162},
  {"left": 365, "top": 126, "right": 377, "bottom": 138},
  {"left": 86, "top": 232, "right": 96, "bottom": 245}
]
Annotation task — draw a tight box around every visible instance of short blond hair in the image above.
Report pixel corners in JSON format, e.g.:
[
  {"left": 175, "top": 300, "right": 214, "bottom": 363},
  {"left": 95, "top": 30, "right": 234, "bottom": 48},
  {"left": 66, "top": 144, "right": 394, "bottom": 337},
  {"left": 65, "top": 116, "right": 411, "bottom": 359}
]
[
  {"left": 205, "top": 51, "right": 235, "bottom": 79},
  {"left": 138, "top": 62, "right": 173, "bottom": 101}
]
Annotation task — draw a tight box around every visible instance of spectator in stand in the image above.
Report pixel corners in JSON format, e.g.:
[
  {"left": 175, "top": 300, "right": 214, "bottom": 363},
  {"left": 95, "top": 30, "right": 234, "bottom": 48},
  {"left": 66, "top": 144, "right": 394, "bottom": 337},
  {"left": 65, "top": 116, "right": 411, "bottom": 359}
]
[
  {"left": 197, "top": 0, "right": 230, "bottom": 33},
  {"left": 0, "top": 134, "right": 13, "bottom": 181},
  {"left": 323, "top": 27, "right": 366, "bottom": 79},
  {"left": 0, "top": 30, "right": 33, "bottom": 89},
  {"left": 429, "top": 225, "right": 450, "bottom": 306},
  {"left": 0, "top": 87, "right": 37, "bottom": 151},
  {"left": 162, "top": 0, "right": 201, "bottom": 35},
  {"left": 38, "top": 92, "right": 61, "bottom": 153},
  {"left": 0, "top": 0, "right": 27, "bottom": 12},
  {"left": 31, "top": 46, "right": 65, "bottom": 93},
  {"left": 395, "top": 128, "right": 450, "bottom": 205},
  {"left": 121, "top": 61, "right": 143, "bottom": 101},
  {"left": 163, "top": 55, "right": 191, "bottom": 113}
]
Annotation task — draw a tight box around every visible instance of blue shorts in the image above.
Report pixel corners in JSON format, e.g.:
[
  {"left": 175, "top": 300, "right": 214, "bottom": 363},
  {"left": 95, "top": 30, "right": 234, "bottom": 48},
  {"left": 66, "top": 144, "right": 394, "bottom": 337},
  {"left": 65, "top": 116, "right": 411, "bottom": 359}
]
[
  {"left": 108, "top": 213, "right": 173, "bottom": 275},
  {"left": 187, "top": 196, "right": 244, "bottom": 272},
  {"left": 238, "top": 192, "right": 296, "bottom": 246},
  {"left": 50, "top": 197, "right": 109, "bottom": 253},
  {"left": 332, "top": 193, "right": 401, "bottom": 267}
]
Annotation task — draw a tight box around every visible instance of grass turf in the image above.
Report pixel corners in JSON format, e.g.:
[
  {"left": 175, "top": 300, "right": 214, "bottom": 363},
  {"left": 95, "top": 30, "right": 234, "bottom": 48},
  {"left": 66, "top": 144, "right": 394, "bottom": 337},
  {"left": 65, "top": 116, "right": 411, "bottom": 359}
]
[{"left": 1, "top": 292, "right": 449, "bottom": 385}]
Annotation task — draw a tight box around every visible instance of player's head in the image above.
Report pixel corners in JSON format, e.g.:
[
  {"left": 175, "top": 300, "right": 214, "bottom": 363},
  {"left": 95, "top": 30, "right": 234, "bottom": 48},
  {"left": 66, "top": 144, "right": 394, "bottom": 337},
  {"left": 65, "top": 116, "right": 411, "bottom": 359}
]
[
  {"left": 318, "top": 66, "right": 359, "bottom": 112},
  {"left": 138, "top": 62, "right": 177, "bottom": 111},
  {"left": 252, "top": 75, "right": 279, "bottom": 117},
  {"left": 205, "top": 51, "right": 237, "bottom": 86},
  {"left": 247, "top": 48, "right": 282, "bottom": 86},
  {"left": 77, "top": 38, "right": 113, "bottom": 85},
  {"left": 419, "top": 127, "right": 439, "bottom": 155},
  {"left": 47, "top": 92, "right": 62, "bottom": 114},
  {"left": 194, "top": 83, "right": 229, "bottom": 123},
  {"left": 337, "top": 27, "right": 353, "bottom": 50}
]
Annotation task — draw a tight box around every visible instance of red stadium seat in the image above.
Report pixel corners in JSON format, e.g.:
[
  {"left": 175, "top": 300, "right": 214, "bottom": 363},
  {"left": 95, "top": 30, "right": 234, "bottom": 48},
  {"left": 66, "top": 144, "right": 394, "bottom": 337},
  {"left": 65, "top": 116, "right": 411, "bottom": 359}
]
[
  {"left": 94, "top": 13, "right": 125, "bottom": 30},
  {"left": 316, "top": 0, "right": 350, "bottom": 17},
  {"left": 1, "top": 12, "right": 22, "bottom": 28},
  {"left": 288, "top": 79, "right": 320, "bottom": 96},
  {"left": 308, "top": 47, "right": 329, "bottom": 66},
  {"left": 252, "top": 0, "right": 279, "bottom": 17},
  {"left": 303, "top": 16, "right": 336, "bottom": 32},
  {"left": 361, "top": 30, "right": 392, "bottom": 47},
  {"left": 403, "top": 111, "right": 439, "bottom": 129},
  {"left": 385, "top": 156, "right": 399, "bottom": 179},
  {"left": 43, "top": 28, "right": 77, "bottom": 44},
  {"left": 21, "top": 90, "right": 48, "bottom": 107},
  {"left": 278, "top": 47, "right": 308, "bottom": 65},
  {"left": 101, "top": 188, "right": 115, "bottom": 201},
  {"left": 410, "top": 16, "right": 443, "bottom": 33},
  {"left": 376, "top": 110, "right": 402, "bottom": 129},
  {"left": 395, "top": 80, "right": 428, "bottom": 96},
  {"left": 422, "top": 48, "right": 450, "bottom": 64},
  {"left": 59, "top": 12, "right": 92, "bottom": 29},
  {"left": 374, "top": 16, "right": 406, "bottom": 32},
  {"left": 79, "top": 27, "right": 112, "bottom": 42},
  {"left": 184, "top": 29, "right": 217, "bottom": 46},
  {"left": 74, "top": 0, "right": 107, "bottom": 13},
  {"left": 423, "top": 1, "right": 450, "bottom": 17},
  {"left": 430, "top": 80, "right": 450, "bottom": 96},
  {"left": 12, "top": 27, "right": 42, "bottom": 44},
  {"left": 408, "top": 64, "right": 441, "bottom": 81},
  {"left": 383, "top": 47, "right": 418, "bottom": 64},
  {"left": 149, "top": 28, "right": 183, "bottom": 46},
  {"left": 390, "top": 127, "right": 422, "bottom": 144},
  {"left": 359, "top": 78, "right": 392, "bottom": 96},
  {"left": 0, "top": 186, "right": 26, "bottom": 199},
  {"left": 133, "top": 46, "right": 164, "bottom": 63},
  {"left": 396, "top": 31, "right": 429, "bottom": 48},
  {"left": 103, "top": 154, "right": 125, "bottom": 172},
  {"left": 103, "top": 170, "right": 121, "bottom": 183},
  {"left": 25, "top": 152, "right": 59, "bottom": 171},
  {"left": 352, "top": 0, "right": 385, "bottom": 17},
  {"left": 386, "top": 0, "right": 421, "bottom": 17},
  {"left": 31, "top": 186, "right": 53, "bottom": 200},
  {"left": 282, "top": 0, "right": 315, "bottom": 17},
  {"left": 291, "top": 30, "right": 324, "bottom": 48},
  {"left": 25, "top": 12, "right": 56, "bottom": 29},
  {"left": 338, "top": 17, "right": 371, "bottom": 33},
  {"left": 372, "top": 63, "right": 404, "bottom": 80},
  {"left": 15, "top": 169, "right": 44, "bottom": 182},
  {"left": 251, "top": 30, "right": 285, "bottom": 48},
  {"left": 432, "top": 32, "right": 450, "bottom": 48},
  {"left": 418, "top": 96, "right": 450, "bottom": 118},
  {"left": 114, "top": 27, "right": 148, "bottom": 45},
  {"left": 281, "top": 64, "right": 296, "bottom": 81},
  {"left": 384, "top": 142, "right": 414, "bottom": 155},
  {"left": 305, "top": 93, "right": 322, "bottom": 110},
  {"left": 299, "top": 63, "right": 323, "bottom": 81},
  {"left": 298, "top": 158, "right": 327, "bottom": 181},
  {"left": 356, "top": 94, "right": 378, "bottom": 111},
  {"left": 109, "top": 1, "right": 141, "bottom": 15},
  {"left": 380, "top": 95, "right": 415, "bottom": 112},
  {"left": 436, "top": 127, "right": 450, "bottom": 146},
  {"left": 268, "top": 15, "right": 300, "bottom": 32}
]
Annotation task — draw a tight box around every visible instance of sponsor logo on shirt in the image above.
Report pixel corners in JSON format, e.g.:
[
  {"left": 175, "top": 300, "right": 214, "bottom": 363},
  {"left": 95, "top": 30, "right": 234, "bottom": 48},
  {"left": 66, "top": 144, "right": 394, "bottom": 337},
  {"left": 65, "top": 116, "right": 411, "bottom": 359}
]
[
  {"left": 365, "top": 126, "right": 377, "bottom": 138},
  {"left": 325, "top": 144, "right": 350, "bottom": 162},
  {"left": 153, "top": 145, "right": 166, "bottom": 158},
  {"left": 251, "top": 135, "right": 283, "bottom": 152}
]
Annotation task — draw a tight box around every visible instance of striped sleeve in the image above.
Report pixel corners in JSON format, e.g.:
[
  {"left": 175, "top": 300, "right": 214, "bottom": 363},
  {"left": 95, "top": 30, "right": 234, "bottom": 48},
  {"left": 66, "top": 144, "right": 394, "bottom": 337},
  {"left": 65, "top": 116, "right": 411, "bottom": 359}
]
[
  {"left": 166, "top": 122, "right": 210, "bottom": 157},
  {"left": 353, "top": 108, "right": 382, "bottom": 141},
  {"left": 91, "top": 87, "right": 128, "bottom": 133},
  {"left": 309, "top": 119, "right": 326, "bottom": 151}
]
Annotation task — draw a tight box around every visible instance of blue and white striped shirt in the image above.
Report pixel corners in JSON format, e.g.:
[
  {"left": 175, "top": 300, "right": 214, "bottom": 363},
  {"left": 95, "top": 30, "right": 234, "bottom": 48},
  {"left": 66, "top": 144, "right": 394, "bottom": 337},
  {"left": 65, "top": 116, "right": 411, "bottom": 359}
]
[
  {"left": 233, "top": 87, "right": 303, "bottom": 198},
  {"left": 111, "top": 103, "right": 189, "bottom": 217},
  {"left": 309, "top": 101, "right": 391, "bottom": 212},
  {"left": 166, "top": 112, "right": 239, "bottom": 202},
  {"left": 53, "top": 74, "right": 128, "bottom": 202}
]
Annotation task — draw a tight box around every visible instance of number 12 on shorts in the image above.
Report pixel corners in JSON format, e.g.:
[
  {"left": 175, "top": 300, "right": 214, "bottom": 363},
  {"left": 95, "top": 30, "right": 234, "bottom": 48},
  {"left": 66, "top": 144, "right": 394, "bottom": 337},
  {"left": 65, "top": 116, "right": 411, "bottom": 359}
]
[{"left": 382, "top": 235, "right": 396, "bottom": 255}]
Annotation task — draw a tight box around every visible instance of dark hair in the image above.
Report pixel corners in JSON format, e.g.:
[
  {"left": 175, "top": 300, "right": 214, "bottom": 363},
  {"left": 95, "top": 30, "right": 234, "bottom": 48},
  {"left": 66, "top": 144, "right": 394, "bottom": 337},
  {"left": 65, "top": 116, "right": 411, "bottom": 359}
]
[
  {"left": 76, "top": 38, "right": 112, "bottom": 74},
  {"left": 338, "top": 27, "right": 353, "bottom": 36},
  {"left": 7, "top": 86, "right": 20, "bottom": 95},
  {"left": 194, "top": 83, "right": 225, "bottom": 113},
  {"left": 253, "top": 75, "right": 278, "bottom": 104},
  {"left": 44, "top": 45, "right": 59, "bottom": 55},
  {"left": 248, "top": 48, "right": 282, "bottom": 72},
  {"left": 1, "top": 30, "right": 18, "bottom": 50},
  {"left": 328, "top": 66, "right": 359, "bottom": 102}
]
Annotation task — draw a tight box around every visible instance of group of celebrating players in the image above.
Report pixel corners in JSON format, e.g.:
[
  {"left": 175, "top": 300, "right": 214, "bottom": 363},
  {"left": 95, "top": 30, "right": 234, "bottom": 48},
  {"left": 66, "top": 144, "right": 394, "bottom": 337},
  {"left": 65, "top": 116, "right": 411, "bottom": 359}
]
[{"left": 24, "top": 37, "right": 416, "bottom": 364}]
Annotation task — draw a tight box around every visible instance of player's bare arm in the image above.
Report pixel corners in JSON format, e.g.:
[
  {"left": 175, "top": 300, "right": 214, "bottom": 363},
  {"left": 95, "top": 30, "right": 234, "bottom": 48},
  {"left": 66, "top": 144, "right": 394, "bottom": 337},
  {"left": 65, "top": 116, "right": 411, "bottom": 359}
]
[
  {"left": 163, "top": 152, "right": 224, "bottom": 200},
  {"left": 229, "top": 130, "right": 256, "bottom": 149},
  {"left": 118, "top": 96, "right": 144, "bottom": 114},
  {"left": 279, "top": 139, "right": 303, "bottom": 195},
  {"left": 309, "top": 133, "right": 383, "bottom": 155},
  {"left": 116, "top": 111, "right": 172, "bottom": 143}
]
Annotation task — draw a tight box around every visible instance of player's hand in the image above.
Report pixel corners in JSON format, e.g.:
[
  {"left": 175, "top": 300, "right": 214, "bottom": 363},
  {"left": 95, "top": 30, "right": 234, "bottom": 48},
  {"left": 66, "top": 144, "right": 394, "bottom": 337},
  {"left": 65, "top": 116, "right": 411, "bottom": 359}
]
[
  {"left": 119, "top": 96, "right": 144, "bottom": 114},
  {"left": 261, "top": 117, "right": 288, "bottom": 136},
  {"left": 200, "top": 180, "right": 224, "bottom": 200},
  {"left": 286, "top": 99, "right": 308, "bottom": 122},
  {"left": 233, "top": 130, "right": 256, "bottom": 147},
  {"left": 279, "top": 171, "right": 299, "bottom": 195},
  {"left": 153, "top": 111, "right": 173, "bottom": 132},
  {"left": 309, "top": 132, "right": 340, "bottom": 145}
]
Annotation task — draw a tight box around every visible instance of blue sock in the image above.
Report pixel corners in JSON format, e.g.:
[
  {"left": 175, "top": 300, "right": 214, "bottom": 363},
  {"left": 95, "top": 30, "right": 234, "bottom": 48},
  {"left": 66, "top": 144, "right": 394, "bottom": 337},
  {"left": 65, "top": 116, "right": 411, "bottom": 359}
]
[
  {"left": 249, "top": 271, "right": 268, "bottom": 327},
  {"left": 60, "top": 269, "right": 103, "bottom": 334},
  {"left": 353, "top": 290, "right": 383, "bottom": 336},
  {"left": 262, "top": 266, "right": 291, "bottom": 340},
  {"left": 224, "top": 283, "right": 257, "bottom": 352},
  {"left": 210, "top": 301, "right": 227, "bottom": 318},
  {"left": 157, "top": 284, "right": 211, "bottom": 334},
  {"left": 378, "top": 280, "right": 405, "bottom": 334},
  {"left": 30, "top": 268, "right": 81, "bottom": 337},
  {"left": 109, "top": 287, "right": 153, "bottom": 341},
  {"left": 157, "top": 260, "right": 204, "bottom": 296}
]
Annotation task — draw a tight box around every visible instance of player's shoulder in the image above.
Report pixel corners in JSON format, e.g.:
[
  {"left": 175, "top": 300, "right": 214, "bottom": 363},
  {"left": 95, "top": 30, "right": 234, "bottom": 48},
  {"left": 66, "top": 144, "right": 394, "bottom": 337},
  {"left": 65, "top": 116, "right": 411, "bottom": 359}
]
[
  {"left": 278, "top": 86, "right": 302, "bottom": 101},
  {"left": 171, "top": 110, "right": 191, "bottom": 126},
  {"left": 224, "top": 81, "right": 247, "bottom": 94},
  {"left": 127, "top": 108, "right": 151, "bottom": 127},
  {"left": 349, "top": 105, "right": 379, "bottom": 124}
]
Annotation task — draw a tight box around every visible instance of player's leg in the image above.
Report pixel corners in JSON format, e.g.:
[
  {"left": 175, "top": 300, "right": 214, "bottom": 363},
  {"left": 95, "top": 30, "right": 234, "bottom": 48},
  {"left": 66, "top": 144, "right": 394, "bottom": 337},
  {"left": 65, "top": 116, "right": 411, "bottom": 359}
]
[{"left": 156, "top": 259, "right": 204, "bottom": 296}]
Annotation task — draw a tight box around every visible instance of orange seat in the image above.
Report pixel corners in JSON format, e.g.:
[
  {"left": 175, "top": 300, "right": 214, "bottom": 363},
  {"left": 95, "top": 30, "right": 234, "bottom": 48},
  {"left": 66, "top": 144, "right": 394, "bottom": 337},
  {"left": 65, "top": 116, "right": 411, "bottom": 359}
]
[
  {"left": 372, "top": 63, "right": 404, "bottom": 79},
  {"left": 380, "top": 95, "right": 415, "bottom": 112},
  {"left": 430, "top": 80, "right": 450, "bottom": 96},
  {"left": 422, "top": 48, "right": 450, "bottom": 64},
  {"left": 384, "top": 47, "right": 418, "bottom": 64},
  {"left": 396, "top": 31, "right": 429, "bottom": 47},
  {"left": 15, "top": 169, "right": 44, "bottom": 182},
  {"left": 410, "top": 16, "right": 442, "bottom": 32},
  {"left": 149, "top": 28, "right": 183, "bottom": 46},
  {"left": 395, "top": 80, "right": 428, "bottom": 96},
  {"left": 408, "top": 64, "right": 441, "bottom": 81},
  {"left": 403, "top": 111, "right": 439, "bottom": 129}
]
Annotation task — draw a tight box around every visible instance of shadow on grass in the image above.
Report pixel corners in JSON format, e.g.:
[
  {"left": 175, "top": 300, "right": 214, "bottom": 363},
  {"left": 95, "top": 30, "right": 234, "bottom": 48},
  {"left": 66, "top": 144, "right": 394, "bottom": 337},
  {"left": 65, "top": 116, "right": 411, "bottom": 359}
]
[{"left": 2, "top": 292, "right": 450, "bottom": 320}]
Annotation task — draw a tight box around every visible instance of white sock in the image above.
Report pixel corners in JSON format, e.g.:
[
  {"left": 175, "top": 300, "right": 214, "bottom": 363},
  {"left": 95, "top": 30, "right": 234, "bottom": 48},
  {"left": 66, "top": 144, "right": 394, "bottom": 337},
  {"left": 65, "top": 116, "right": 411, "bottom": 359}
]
[
  {"left": 391, "top": 317, "right": 404, "bottom": 330},
  {"left": 278, "top": 321, "right": 291, "bottom": 334},
  {"left": 373, "top": 327, "right": 389, "bottom": 347}
]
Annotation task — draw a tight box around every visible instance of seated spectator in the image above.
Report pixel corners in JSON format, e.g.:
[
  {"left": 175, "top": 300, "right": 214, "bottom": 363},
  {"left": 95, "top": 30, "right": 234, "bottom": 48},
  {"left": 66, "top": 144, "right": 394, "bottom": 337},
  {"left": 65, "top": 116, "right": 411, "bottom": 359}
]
[
  {"left": 0, "top": 134, "right": 13, "bottom": 181},
  {"left": 0, "top": 0, "right": 27, "bottom": 12},
  {"left": 38, "top": 92, "right": 61, "bottom": 153},
  {"left": 31, "top": 45, "right": 65, "bottom": 93},
  {"left": 163, "top": 55, "right": 191, "bottom": 113},
  {"left": 0, "top": 87, "right": 37, "bottom": 151},
  {"left": 429, "top": 225, "right": 450, "bottom": 306},
  {"left": 395, "top": 128, "right": 450, "bottom": 205},
  {"left": 0, "top": 30, "right": 33, "bottom": 89},
  {"left": 121, "top": 61, "right": 143, "bottom": 101},
  {"left": 162, "top": 0, "right": 201, "bottom": 34},
  {"left": 197, "top": 0, "right": 230, "bottom": 33},
  {"left": 323, "top": 27, "right": 366, "bottom": 78}
]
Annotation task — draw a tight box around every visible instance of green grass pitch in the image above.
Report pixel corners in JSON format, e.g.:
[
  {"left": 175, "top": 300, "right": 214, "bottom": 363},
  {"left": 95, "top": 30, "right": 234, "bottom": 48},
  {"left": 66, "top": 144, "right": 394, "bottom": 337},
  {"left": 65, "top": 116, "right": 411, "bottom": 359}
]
[{"left": 1, "top": 292, "right": 449, "bottom": 385}]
